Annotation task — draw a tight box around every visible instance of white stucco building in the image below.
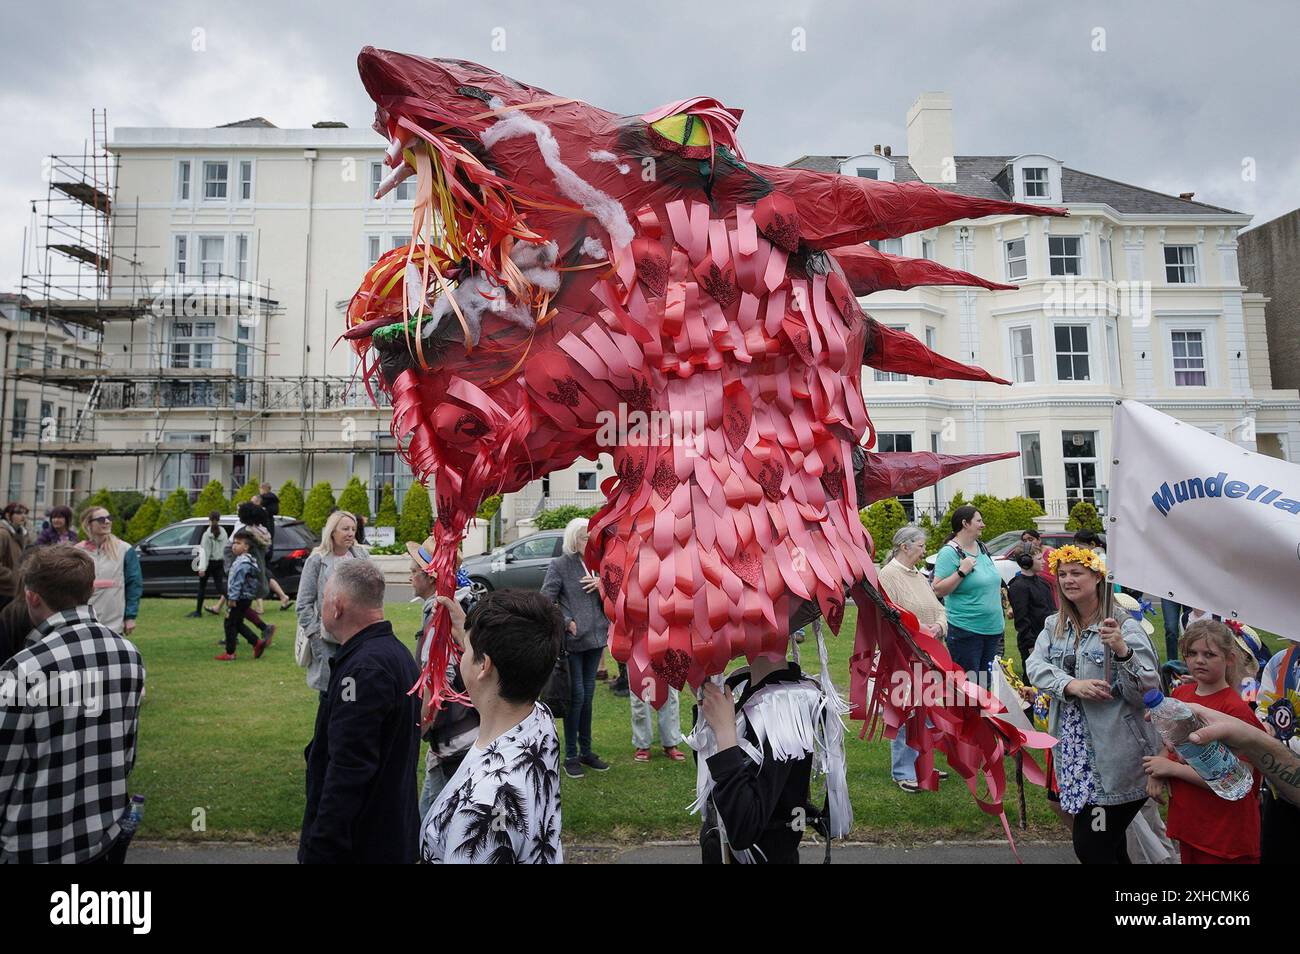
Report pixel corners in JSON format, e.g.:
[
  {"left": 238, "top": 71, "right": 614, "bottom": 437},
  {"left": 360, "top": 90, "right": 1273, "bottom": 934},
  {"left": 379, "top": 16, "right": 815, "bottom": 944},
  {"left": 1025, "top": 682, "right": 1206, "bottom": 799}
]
[{"left": 789, "top": 93, "right": 1299, "bottom": 523}]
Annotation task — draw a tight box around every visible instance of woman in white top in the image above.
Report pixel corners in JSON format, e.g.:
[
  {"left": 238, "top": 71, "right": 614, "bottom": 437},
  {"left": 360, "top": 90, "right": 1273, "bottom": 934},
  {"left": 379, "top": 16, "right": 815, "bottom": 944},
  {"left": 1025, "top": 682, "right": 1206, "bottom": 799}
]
[
  {"left": 297, "top": 511, "right": 369, "bottom": 695},
  {"left": 877, "top": 524, "right": 948, "bottom": 793}
]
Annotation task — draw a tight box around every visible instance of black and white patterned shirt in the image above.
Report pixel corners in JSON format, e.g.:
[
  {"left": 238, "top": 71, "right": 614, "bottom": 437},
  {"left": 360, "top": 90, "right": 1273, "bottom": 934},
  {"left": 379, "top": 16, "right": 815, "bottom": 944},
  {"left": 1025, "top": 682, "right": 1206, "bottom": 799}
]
[
  {"left": 0, "top": 605, "right": 145, "bottom": 864},
  {"left": 420, "top": 703, "right": 563, "bottom": 864}
]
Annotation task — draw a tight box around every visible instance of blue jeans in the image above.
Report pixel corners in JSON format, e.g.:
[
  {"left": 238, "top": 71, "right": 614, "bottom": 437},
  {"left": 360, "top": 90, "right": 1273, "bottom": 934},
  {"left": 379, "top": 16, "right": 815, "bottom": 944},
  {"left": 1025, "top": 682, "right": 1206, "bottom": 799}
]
[
  {"left": 891, "top": 722, "right": 918, "bottom": 782},
  {"left": 1160, "top": 599, "right": 1183, "bottom": 661},
  {"left": 565, "top": 647, "right": 604, "bottom": 759},
  {"left": 946, "top": 623, "right": 1003, "bottom": 681}
]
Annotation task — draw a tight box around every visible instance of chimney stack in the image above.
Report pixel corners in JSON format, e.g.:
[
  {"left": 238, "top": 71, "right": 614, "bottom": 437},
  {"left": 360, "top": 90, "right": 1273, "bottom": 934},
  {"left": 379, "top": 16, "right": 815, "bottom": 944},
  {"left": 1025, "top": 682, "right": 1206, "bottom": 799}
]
[
  {"left": 906, "top": 92, "right": 954, "bottom": 184},
  {"left": 883, "top": 145, "right": 892, "bottom": 157},
  {"left": 873, "top": 144, "right": 882, "bottom": 155},
  {"left": 1179, "top": 191, "right": 1195, "bottom": 201}
]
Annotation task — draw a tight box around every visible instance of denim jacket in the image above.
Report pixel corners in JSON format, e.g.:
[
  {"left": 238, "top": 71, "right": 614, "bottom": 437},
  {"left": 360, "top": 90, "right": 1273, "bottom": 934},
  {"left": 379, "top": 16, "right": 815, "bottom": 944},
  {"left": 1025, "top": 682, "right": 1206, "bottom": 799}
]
[
  {"left": 227, "top": 553, "right": 261, "bottom": 602},
  {"left": 1026, "top": 613, "right": 1161, "bottom": 805}
]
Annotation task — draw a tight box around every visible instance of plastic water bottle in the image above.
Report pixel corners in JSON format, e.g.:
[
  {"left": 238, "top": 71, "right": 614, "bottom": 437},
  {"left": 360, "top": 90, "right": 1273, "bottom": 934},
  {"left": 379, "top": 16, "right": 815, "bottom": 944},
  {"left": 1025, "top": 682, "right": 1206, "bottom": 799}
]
[
  {"left": 119, "top": 794, "right": 145, "bottom": 844},
  {"left": 1144, "top": 690, "right": 1253, "bottom": 801}
]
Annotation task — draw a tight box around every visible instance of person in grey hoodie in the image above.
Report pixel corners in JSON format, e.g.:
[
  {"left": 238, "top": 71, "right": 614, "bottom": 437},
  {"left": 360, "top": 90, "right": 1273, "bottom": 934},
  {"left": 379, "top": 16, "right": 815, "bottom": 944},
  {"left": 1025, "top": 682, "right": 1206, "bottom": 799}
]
[
  {"left": 541, "top": 517, "right": 610, "bottom": 779},
  {"left": 1027, "top": 544, "right": 1160, "bottom": 864},
  {"left": 296, "top": 511, "right": 368, "bottom": 696}
]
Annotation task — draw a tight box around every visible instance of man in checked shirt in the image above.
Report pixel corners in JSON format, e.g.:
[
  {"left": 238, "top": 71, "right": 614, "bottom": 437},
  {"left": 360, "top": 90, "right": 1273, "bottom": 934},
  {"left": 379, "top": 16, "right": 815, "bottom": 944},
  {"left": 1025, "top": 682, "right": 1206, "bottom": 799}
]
[{"left": 0, "top": 545, "right": 145, "bottom": 864}]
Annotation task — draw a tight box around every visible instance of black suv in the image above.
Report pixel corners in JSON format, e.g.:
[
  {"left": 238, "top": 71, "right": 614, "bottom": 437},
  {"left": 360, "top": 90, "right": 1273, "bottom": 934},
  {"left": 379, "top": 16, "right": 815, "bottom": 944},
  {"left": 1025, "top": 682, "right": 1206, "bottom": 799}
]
[{"left": 135, "top": 515, "right": 319, "bottom": 598}]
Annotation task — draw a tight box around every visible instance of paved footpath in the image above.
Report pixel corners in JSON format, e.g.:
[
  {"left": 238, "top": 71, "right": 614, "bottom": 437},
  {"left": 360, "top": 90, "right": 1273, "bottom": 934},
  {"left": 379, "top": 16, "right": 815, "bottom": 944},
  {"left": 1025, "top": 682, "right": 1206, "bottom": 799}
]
[{"left": 129, "top": 839, "right": 1075, "bottom": 864}]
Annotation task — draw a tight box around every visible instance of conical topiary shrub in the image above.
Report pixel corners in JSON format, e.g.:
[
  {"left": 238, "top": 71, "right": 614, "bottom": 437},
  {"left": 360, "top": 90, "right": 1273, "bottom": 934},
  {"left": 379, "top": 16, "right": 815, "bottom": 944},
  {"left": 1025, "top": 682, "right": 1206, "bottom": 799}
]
[
  {"left": 125, "top": 497, "right": 162, "bottom": 543},
  {"left": 337, "top": 476, "right": 370, "bottom": 519},
  {"left": 397, "top": 485, "right": 433, "bottom": 544},
  {"left": 233, "top": 477, "right": 260, "bottom": 507},
  {"left": 191, "top": 480, "right": 230, "bottom": 518},
  {"left": 303, "top": 482, "right": 336, "bottom": 534},
  {"left": 1066, "top": 499, "right": 1103, "bottom": 533},
  {"left": 278, "top": 480, "right": 304, "bottom": 519},
  {"left": 156, "top": 487, "right": 193, "bottom": 532},
  {"left": 375, "top": 484, "right": 398, "bottom": 528}
]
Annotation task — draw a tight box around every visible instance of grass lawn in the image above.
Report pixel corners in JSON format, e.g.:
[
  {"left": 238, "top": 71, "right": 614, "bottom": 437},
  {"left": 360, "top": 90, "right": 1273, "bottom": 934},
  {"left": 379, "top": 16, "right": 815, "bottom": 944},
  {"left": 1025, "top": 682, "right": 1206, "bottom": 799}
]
[{"left": 128, "top": 597, "right": 1197, "bottom": 844}]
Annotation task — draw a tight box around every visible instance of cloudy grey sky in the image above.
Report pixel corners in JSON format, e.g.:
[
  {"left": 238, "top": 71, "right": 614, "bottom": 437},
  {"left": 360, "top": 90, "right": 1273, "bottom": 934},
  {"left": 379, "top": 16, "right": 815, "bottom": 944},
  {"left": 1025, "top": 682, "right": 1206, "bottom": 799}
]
[{"left": 2, "top": 0, "right": 1297, "bottom": 290}]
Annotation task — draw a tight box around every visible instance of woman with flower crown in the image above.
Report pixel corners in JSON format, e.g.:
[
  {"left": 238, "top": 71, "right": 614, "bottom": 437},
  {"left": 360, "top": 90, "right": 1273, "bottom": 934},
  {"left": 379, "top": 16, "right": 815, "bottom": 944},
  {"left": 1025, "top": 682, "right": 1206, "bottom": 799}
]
[{"left": 1026, "top": 544, "right": 1161, "bottom": 864}]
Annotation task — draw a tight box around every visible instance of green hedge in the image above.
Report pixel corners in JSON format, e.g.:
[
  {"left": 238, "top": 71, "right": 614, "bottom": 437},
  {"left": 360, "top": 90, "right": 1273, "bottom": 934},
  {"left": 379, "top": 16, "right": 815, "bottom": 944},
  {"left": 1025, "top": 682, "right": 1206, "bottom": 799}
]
[
  {"left": 303, "top": 482, "right": 336, "bottom": 534},
  {"left": 156, "top": 487, "right": 193, "bottom": 531},
  {"left": 278, "top": 480, "right": 305, "bottom": 519},
  {"left": 125, "top": 497, "right": 162, "bottom": 543},
  {"left": 1066, "top": 500, "right": 1103, "bottom": 533},
  {"left": 337, "top": 476, "right": 370, "bottom": 518},
  {"left": 398, "top": 486, "right": 433, "bottom": 544},
  {"left": 375, "top": 484, "right": 399, "bottom": 528},
  {"left": 534, "top": 505, "right": 598, "bottom": 531},
  {"left": 191, "top": 480, "right": 230, "bottom": 518},
  {"left": 859, "top": 498, "right": 908, "bottom": 560},
  {"left": 232, "top": 478, "right": 260, "bottom": 507}
]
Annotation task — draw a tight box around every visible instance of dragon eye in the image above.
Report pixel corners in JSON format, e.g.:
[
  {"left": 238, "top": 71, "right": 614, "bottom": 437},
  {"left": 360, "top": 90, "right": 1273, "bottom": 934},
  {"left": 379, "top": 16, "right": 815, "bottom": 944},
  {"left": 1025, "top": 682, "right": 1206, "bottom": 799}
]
[{"left": 650, "top": 113, "right": 712, "bottom": 149}]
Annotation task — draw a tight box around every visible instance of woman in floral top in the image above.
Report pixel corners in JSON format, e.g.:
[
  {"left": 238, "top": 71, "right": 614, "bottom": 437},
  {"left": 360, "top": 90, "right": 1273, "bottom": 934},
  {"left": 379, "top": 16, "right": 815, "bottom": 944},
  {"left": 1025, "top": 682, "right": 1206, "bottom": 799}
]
[{"left": 1026, "top": 545, "right": 1160, "bottom": 864}]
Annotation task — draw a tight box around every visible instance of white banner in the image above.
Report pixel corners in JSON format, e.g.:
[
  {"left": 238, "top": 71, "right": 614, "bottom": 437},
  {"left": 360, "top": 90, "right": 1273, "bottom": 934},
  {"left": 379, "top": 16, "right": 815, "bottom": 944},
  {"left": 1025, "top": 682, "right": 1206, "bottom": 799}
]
[{"left": 1110, "top": 400, "right": 1300, "bottom": 641}]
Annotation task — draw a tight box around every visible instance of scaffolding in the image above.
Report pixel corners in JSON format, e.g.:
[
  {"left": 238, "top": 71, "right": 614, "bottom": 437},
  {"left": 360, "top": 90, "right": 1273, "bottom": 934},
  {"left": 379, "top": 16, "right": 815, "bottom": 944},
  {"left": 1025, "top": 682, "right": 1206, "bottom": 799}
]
[{"left": 3, "top": 109, "right": 399, "bottom": 506}]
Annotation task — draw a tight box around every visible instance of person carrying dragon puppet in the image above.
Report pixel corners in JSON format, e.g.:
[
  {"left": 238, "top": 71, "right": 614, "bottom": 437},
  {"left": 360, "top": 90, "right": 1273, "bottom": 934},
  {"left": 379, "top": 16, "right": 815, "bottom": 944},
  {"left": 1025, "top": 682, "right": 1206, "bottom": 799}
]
[{"left": 342, "top": 48, "right": 1066, "bottom": 851}]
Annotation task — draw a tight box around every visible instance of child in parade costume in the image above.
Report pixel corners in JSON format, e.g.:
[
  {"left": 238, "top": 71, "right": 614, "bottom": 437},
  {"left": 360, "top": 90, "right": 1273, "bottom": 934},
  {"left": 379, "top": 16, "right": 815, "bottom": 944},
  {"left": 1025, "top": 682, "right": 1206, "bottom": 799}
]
[
  {"left": 1256, "top": 637, "right": 1300, "bottom": 861},
  {"left": 1143, "top": 619, "right": 1263, "bottom": 864},
  {"left": 689, "top": 625, "right": 851, "bottom": 864}
]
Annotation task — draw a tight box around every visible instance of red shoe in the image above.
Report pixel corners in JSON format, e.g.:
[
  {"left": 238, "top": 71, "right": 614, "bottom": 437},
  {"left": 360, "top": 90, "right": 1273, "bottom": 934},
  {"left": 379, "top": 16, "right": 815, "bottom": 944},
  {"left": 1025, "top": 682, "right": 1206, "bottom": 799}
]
[
  {"left": 253, "top": 638, "right": 268, "bottom": 659},
  {"left": 664, "top": 746, "right": 687, "bottom": 762},
  {"left": 214, "top": 652, "right": 237, "bottom": 661},
  {"left": 634, "top": 748, "right": 651, "bottom": 762}
]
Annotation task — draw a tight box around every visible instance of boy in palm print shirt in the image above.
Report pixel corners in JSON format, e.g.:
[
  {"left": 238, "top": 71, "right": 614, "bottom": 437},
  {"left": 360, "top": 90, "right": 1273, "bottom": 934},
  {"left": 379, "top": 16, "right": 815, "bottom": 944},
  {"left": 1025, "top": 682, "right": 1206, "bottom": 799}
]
[{"left": 421, "top": 590, "right": 564, "bottom": 864}]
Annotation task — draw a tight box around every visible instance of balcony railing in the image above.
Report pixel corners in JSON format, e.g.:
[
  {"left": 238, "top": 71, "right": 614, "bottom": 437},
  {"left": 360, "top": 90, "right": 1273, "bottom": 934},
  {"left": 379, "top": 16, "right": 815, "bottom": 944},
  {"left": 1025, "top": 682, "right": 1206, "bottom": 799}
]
[{"left": 95, "top": 376, "right": 392, "bottom": 412}]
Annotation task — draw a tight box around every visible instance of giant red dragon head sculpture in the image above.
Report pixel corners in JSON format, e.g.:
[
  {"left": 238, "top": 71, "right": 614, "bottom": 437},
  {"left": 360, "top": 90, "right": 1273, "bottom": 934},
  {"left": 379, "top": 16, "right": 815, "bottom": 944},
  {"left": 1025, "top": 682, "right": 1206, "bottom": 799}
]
[{"left": 346, "top": 48, "right": 1064, "bottom": 811}]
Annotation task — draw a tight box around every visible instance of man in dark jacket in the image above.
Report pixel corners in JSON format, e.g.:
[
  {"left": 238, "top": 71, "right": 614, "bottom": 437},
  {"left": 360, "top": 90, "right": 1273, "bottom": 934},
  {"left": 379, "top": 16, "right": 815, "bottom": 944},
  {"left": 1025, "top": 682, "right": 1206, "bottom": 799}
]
[
  {"left": 1007, "top": 545, "right": 1056, "bottom": 673},
  {"left": 299, "top": 558, "right": 420, "bottom": 864}
]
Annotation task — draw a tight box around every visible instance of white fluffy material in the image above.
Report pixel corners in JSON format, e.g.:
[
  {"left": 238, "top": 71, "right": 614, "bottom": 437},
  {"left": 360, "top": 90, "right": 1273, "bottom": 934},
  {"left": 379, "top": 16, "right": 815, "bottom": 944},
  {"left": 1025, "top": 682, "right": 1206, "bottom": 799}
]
[
  {"left": 416, "top": 239, "right": 559, "bottom": 346},
  {"left": 580, "top": 236, "right": 608, "bottom": 260},
  {"left": 481, "top": 101, "right": 634, "bottom": 248},
  {"left": 589, "top": 149, "right": 630, "bottom": 175}
]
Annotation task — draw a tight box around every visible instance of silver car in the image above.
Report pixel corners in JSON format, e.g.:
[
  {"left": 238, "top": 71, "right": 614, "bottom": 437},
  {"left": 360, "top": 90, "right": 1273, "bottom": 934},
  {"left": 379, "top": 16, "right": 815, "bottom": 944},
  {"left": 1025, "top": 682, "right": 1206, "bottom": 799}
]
[{"left": 459, "top": 530, "right": 564, "bottom": 591}]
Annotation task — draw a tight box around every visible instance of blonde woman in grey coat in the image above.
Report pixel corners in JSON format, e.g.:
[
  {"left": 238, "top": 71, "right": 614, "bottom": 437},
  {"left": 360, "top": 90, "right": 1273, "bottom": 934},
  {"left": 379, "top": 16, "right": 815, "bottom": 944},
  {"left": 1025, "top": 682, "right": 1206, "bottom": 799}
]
[{"left": 297, "top": 511, "right": 368, "bottom": 696}]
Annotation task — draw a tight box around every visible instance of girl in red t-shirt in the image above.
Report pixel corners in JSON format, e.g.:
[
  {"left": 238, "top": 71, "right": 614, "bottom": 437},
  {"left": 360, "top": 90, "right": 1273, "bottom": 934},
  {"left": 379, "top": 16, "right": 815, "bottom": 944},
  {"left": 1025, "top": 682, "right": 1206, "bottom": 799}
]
[{"left": 1142, "top": 619, "right": 1263, "bottom": 864}]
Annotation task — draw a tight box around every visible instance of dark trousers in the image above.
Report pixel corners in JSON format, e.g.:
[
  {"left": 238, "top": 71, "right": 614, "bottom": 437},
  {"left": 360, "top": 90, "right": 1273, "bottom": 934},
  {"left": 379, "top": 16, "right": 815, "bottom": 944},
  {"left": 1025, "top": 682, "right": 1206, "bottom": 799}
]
[
  {"left": 565, "top": 647, "right": 603, "bottom": 759},
  {"left": 1262, "top": 786, "right": 1300, "bottom": 863},
  {"left": 197, "top": 566, "right": 225, "bottom": 612},
  {"left": 1072, "top": 798, "right": 1146, "bottom": 864},
  {"left": 224, "top": 598, "right": 261, "bottom": 654},
  {"left": 86, "top": 831, "right": 129, "bottom": 864},
  {"left": 947, "top": 623, "right": 1004, "bottom": 681},
  {"left": 1160, "top": 599, "right": 1184, "bottom": 660}
]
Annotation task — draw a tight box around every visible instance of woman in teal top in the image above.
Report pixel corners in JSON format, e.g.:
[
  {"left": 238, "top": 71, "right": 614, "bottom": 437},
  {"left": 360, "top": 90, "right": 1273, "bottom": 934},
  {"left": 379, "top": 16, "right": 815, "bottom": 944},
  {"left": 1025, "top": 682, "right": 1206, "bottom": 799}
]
[{"left": 932, "top": 505, "right": 1005, "bottom": 679}]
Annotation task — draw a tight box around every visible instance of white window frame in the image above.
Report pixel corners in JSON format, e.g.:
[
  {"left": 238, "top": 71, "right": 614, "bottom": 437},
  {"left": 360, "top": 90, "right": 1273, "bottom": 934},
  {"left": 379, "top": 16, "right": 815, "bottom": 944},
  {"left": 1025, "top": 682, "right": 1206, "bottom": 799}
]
[
  {"left": 1099, "top": 236, "right": 1114, "bottom": 281},
  {"left": 174, "top": 234, "right": 188, "bottom": 278},
  {"left": 238, "top": 160, "right": 254, "bottom": 202},
  {"left": 1062, "top": 430, "right": 1102, "bottom": 507},
  {"left": 35, "top": 464, "right": 48, "bottom": 506},
  {"left": 1008, "top": 324, "right": 1036, "bottom": 384},
  {"left": 235, "top": 234, "right": 250, "bottom": 282},
  {"left": 198, "top": 234, "right": 226, "bottom": 281},
  {"left": 876, "top": 432, "right": 916, "bottom": 516},
  {"left": 924, "top": 326, "right": 938, "bottom": 384},
  {"left": 870, "top": 237, "right": 903, "bottom": 255},
  {"left": 202, "top": 160, "right": 229, "bottom": 201},
  {"left": 1017, "top": 431, "right": 1045, "bottom": 507},
  {"left": 576, "top": 468, "right": 599, "bottom": 492},
  {"left": 1048, "top": 235, "right": 1082, "bottom": 277},
  {"left": 1166, "top": 323, "right": 1215, "bottom": 388},
  {"left": 176, "top": 159, "right": 192, "bottom": 202},
  {"left": 1052, "top": 322, "right": 1092, "bottom": 383},
  {"left": 7, "top": 463, "right": 23, "bottom": 501},
  {"left": 921, "top": 238, "right": 935, "bottom": 261},
  {"left": 370, "top": 161, "right": 415, "bottom": 204},
  {"left": 1005, "top": 237, "right": 1028, "bottom": 281},
  {"left": 1164, "top": 244, "right": 1199, "bottom": 284},
  {"left": 1022, "top": 167, "right": 1049, "bottom": 198},
  {"left": 1105, "top": 319, "right": 1122, "bottom": 387},
  {"left": 168, "top": 321, "right": 217, "bottom": 370},
  {"left": 873, "top": 325, "right": 909, "bottom": 382}
]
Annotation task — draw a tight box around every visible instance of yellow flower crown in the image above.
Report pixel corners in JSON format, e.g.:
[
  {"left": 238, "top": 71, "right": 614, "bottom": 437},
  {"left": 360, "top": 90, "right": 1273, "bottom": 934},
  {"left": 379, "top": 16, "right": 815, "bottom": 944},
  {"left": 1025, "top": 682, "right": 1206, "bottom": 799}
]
[{"left": 1047, "top": 544, "right": 1106, "bottom": 575}]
